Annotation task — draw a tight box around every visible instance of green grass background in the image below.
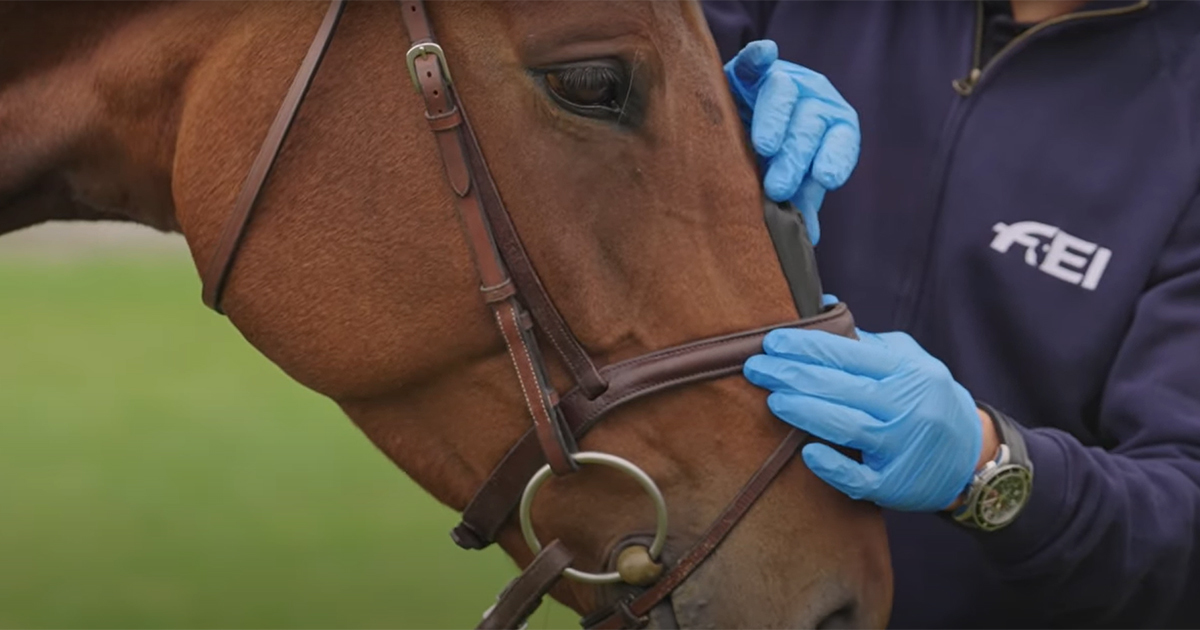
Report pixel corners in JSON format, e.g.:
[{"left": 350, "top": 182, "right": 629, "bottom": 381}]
[{"left": 0, "top": 253, "right": 576, "bottom": 629}]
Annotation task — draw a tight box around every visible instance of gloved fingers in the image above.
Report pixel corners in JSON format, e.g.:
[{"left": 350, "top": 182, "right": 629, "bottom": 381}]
[
  {"left": 766, "top": 392, "right": 886, "bottom": 453},
  {"left": 760, "top": 327, "right": 901, "bottom": 379},
  {"left": 873, "top": 330, "right": 928, "bottom": 356},
  {"left": 821, "top": 293, "right": 839, "bottom": 306},
  {"left": 751, "top": 69, "right": 800, "bottom": 159},
  {"left": 800, "top": 442, "right": 881, "bottom": 502},
  {"left": 786, "top": 66, "right": 859, "bottom": 189},
  {"left": 810, "top": 122, "right": 860, "bottom": 190},
  {"left": 886, "top": 449, "right": 978, "bottom": 511},
  {"left": 744, "top": 355, "right": 879, "bottom": 409},
  {"left": 852, "top": 328, "right": 881, "bottom": 342},
  {"left": 761, "top": 98, "right": 835, "bottom": 199},
  {"left": 724, "top": 42, "right": 777, "bottom": 124},
  {"left": 728, "top": 40, "right": 779, "bottom": 88},
  {"left": 856, "top": 330, "right": 946, "bottom": 375},
  {"left": 788, "top": 65, "right": 857, "bottom": 116},
  {"left": 792, "top": 176, "right": 826, "bottom": 245}
]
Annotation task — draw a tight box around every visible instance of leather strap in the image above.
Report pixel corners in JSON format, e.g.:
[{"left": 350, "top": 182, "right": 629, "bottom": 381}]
[
  {"left": 458, "top": 109, "right": 608, "bottom": 399},
  {"left": 199, "top": 3, "right": 850, "bottom": 627},
  {"left": 398, "top": 0, "right": 609, "bottom": 398},
  {"left": 477, "top": 540, "right": 574, "bottom": 630},
  {"left": 583, "top": 429, "right": 811, "bottom": 630},
  {"left": 201, "top": 0, "right": 346, "bottom": 313},
  {"left": 451, "top": 303, "right": 855, "bottom": 550},
  {"left": 399, "top": 0, "right": 577, "bottom": 476}
]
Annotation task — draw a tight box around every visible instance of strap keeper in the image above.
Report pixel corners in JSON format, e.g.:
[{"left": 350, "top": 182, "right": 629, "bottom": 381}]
[
  {"left": 481, "top": 279, "right": 516, "bottom": 304},
  {"left": 616, "top": 598, "right": 650, "bottom": 630},
  {"left": 579, "top": 594, "right": 648, "bottom": 630},
  {"left": 427, "top": 107, "right": 463, "bottom": 131}
]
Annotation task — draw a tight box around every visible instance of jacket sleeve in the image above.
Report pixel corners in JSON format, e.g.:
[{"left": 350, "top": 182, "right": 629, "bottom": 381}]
[
  {"left": 977, "top": 194, "right": 1200, "bottom": 627},
  {"left": 699, "top": 1, "right": 779, "bottom": 63}
]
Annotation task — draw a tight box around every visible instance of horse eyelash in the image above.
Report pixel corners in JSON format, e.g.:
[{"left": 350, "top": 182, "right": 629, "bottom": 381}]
[
  {"left": 556, "top": 66, "right": 621, "bottom": 96},
  {"left": 537, "top": 60, "right": 642, "bottom": 126}
]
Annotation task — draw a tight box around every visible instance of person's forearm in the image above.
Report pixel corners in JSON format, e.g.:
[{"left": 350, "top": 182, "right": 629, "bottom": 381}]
[{"left": 973, "top": 420, "right": 1200, "bottom": 626}]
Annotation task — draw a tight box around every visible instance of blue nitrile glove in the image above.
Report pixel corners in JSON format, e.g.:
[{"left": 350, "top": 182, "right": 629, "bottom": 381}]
[
  {"left": 724, "top": 40, "right": 860, "bottom": 246},
  {"left": 742, "top": 328, "right": 983, "bottom": 512}
]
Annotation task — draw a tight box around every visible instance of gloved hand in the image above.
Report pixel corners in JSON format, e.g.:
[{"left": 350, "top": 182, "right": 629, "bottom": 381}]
[
  {"left": 743, "top": 327, "right": 984, "bottom": 512},
  {"left": 724, "top": 40, "right": 860, "bottom": 245}
]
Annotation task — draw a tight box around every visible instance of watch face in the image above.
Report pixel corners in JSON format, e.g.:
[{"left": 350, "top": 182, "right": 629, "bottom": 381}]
[{"left": 976, "top": 465, "right": 1033, "bottom": 530}]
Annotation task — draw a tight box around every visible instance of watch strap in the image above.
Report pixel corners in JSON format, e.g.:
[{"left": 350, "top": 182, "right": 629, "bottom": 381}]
[{"left": 976, "top": 400, "right": 1033, "bottom": 474}]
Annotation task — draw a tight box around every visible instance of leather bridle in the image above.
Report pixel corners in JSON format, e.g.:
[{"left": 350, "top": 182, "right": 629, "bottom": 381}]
[{"left": 198, "top": 2, "right": 858, "bottom": 628}]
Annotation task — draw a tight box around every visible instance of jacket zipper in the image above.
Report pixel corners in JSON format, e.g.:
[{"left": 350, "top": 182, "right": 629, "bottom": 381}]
[
  {"left": 952, "top": 0, "right": 1150, "bottom": 96},
  {"left": 893, "top": 0, "right": 1151, "bottom": 331}
]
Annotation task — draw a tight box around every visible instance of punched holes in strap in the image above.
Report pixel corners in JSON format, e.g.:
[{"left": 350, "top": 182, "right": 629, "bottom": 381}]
[
  {"left": 401, "top": 1, "right": 575, "bottom": 477},
  {"left": 409, "top": 37, "right": 470, "bottom": 197}
]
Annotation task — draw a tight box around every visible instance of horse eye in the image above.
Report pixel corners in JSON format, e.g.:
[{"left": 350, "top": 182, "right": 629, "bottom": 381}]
[{"left": 540, "top": 62, "right": 627, "bottom": 118}]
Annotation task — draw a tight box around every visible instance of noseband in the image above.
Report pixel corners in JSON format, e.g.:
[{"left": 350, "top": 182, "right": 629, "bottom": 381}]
[{"left": 198, "top": 2, "right": 858, "bottom": 628}]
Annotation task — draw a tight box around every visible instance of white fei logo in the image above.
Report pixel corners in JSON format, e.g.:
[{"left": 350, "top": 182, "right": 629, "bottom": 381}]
[{"left": 990, "top": 221, "right": 1112, "bottom": 291}]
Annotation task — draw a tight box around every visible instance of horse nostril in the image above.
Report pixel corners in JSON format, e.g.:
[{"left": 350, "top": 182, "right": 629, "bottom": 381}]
[{"left": 815, "top": 601, "right": 858, "bottom": 630}]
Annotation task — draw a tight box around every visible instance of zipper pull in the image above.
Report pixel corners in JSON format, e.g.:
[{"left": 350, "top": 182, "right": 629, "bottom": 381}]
[{"left": 952, "top": 68, "right": 982, "bottom": 96}]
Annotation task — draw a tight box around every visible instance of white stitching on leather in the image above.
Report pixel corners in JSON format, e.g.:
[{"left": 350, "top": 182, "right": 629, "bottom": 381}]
[{"left": 494, "top": 303, "right": 556, "bottom": 448}]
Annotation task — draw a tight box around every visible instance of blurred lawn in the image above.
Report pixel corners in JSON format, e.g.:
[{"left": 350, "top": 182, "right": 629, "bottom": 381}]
[{"left": 0, "top": 254, "right": 576, "bottom": 629}]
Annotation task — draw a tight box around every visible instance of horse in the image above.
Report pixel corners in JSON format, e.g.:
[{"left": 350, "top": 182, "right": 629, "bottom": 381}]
[{"left": 0, "top": 1, "right": 893, "bottom": 627}]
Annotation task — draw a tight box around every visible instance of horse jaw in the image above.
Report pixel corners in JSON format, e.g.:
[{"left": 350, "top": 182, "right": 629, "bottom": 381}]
[{"left": 3, "top": 2, "right": 897, "bottom": 627}]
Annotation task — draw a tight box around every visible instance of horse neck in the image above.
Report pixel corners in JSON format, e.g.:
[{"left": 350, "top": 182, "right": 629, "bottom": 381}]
[{"left": 0, "top": 3, "right": 308, "bottom": 239}]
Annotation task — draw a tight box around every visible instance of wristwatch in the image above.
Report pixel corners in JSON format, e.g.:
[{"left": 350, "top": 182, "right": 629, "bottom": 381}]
[{"left": 951, "top": 402, "right": 1034, "bottom": 532}]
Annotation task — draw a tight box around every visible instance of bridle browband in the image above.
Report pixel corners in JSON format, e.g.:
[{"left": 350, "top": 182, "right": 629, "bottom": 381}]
[{"left": 198, "top": 2, "right": 857, "bottom": 628}]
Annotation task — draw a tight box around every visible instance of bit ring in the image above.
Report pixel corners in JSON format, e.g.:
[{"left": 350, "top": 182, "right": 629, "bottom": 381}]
[{"left": 518, "top": 451, "right": 668, "bottom": 585}]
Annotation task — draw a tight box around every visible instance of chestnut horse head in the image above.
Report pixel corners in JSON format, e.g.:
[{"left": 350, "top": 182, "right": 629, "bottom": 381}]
[{"left": 0, "top": 1, "right": 891, "bottom": 627}]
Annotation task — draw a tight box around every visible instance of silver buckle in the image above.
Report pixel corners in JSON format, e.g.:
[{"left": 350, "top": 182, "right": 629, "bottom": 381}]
[{"left": 405, "top": 42, "right": 452, "bottom": 92}]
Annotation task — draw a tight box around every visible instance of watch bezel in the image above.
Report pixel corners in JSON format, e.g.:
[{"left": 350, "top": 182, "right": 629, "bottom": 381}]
[
  {"left": 966, "top": 462, "right": 1034, "bottom": 531},
  {"left": 953, "top": 443, "right": 1034, "bottom": 531}
]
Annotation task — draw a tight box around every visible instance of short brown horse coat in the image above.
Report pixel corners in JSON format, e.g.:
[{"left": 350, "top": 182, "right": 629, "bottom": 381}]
[{"left": 0, "top": 2, "right": 892, "bottom": 626}]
